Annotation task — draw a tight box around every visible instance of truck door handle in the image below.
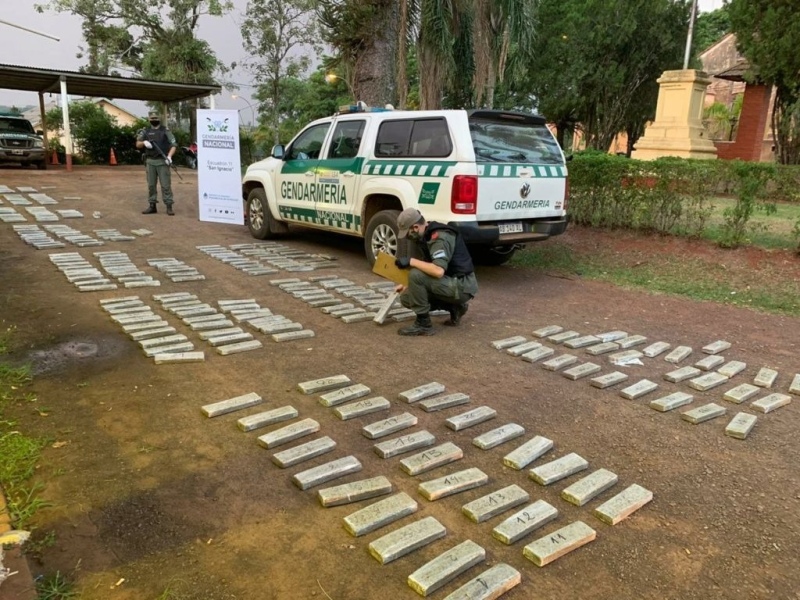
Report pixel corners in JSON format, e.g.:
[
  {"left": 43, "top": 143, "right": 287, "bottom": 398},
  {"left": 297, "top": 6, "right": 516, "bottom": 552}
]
[
  {"left": 342, "top": 171, "right": 355, "bottom": 178},
  {"left": 305, "top": 171, "right": 315, "bottom": 177}
]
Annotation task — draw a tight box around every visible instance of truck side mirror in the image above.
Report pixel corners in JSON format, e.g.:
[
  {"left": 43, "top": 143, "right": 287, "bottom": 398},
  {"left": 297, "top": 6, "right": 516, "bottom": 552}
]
[{"left": 271, "top": 144, "right": 285, "bottom": 159}]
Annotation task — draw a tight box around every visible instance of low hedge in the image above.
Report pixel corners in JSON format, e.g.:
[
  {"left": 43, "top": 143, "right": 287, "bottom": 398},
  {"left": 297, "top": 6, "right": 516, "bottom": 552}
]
[{"left": 567, "top": 152, "right": 800, "bottom": 249}]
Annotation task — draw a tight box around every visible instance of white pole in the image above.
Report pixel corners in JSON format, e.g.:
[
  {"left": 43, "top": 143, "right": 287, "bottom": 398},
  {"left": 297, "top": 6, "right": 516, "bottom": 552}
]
[
  {"left": 0, "top": 18, "right": 60, "bottom": 41},
  {"left": 209, "top": 94, "right": 216, "bottom": 109},
  {"left": 683, "top": 0, "right": 699, "bottom": 70},
  {"left": 59, "top": 77, "right": 73, "bottom": 171}
]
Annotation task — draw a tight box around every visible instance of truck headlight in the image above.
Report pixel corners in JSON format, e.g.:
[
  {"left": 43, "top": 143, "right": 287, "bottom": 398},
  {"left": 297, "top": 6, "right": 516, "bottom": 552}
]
[{"left": 33, "top": 140, "right": 44, "bottom": 148}]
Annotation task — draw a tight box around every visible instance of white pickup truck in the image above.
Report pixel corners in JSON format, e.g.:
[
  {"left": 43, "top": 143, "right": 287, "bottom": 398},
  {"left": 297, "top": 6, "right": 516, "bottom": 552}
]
[{"left": 242, "top": 107, "right": 569, "bottom": 265}]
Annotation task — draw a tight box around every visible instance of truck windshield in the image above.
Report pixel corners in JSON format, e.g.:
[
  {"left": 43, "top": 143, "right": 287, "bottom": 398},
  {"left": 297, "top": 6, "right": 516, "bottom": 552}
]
[
  {"left": 0, "top": 118, "right": 35, "bottom": 134},
  {"left": 469, "top": 119, "right": 563, "bottom": 165}
]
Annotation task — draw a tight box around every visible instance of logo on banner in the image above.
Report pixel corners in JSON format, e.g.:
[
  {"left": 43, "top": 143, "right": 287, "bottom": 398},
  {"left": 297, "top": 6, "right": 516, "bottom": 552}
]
[
  {"left": 202, "top": 117, "right": 236, "bottom": 149},
  {"left": 206, "top": 117, "right": 230, "bottom": 133}
]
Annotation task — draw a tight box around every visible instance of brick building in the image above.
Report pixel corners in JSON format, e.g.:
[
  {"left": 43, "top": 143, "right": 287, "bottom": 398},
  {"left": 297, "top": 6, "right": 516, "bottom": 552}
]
[{"left": 699, "top": 33, "right": 775, "bottom": 162}]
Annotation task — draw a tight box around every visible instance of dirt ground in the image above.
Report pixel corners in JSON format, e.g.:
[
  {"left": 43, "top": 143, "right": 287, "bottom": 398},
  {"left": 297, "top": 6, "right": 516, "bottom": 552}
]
[{"left": 1, "top": 165, "right": 798, "bottom": 600}]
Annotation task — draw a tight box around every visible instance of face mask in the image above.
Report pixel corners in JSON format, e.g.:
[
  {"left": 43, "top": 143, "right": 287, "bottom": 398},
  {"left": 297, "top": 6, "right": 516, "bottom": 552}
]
[
  {"left": 149, "top": 120, "right": 160, "bottom": 127},
  {"left": 406, "top": 230, "right": 421, "bottom": 242}
]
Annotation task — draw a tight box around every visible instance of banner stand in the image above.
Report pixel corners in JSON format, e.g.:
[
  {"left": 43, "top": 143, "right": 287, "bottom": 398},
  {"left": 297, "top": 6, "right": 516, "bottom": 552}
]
[{"left": 197, "top": 109, "right": 244, "bottom": 224}]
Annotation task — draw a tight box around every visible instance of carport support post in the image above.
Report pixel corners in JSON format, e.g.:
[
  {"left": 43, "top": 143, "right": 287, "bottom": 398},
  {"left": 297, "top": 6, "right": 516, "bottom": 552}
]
[
  {"left": 59, "top": 76, "right": 73, "bottom": 172},
  {"left": 38, "top": 92, "right": 50, "bottom": 170},
  {"left": 209, "top": 94, "right": 215, "bottom": 109}
]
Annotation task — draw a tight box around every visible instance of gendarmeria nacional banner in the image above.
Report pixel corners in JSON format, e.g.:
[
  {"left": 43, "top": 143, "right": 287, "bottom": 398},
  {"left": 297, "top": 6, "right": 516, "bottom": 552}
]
[{"left": 197, "top": 109, "right": 244, "bottom": 224}]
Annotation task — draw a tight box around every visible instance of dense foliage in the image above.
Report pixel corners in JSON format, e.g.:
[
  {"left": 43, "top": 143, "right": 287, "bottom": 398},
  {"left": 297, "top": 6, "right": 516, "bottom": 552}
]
[
  {"left": 45, "top": 101, "right": 149, "bottom": 165},
  {"left": 37, "top": 0, "right": 230, "bottom": 140},
  {"left": 523, "top": 0, "right": 688, "bottom": 153},
  {"left": 729, "top": 0, "right": 800, "bottom": 164},
  {"left": 242, "top": 0, "right": 320, "bottom": 145},
  {"left": 569, "top": 152, "right": 800, "bottom": 248}
]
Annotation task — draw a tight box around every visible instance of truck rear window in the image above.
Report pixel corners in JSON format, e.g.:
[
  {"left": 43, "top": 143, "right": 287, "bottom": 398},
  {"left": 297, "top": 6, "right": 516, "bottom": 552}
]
[
  {"left": 469, "top": 118, "right": 563, "bottom": 165},
  {"left": 375, "top": 118, "right": 452, "bottom": 158}
]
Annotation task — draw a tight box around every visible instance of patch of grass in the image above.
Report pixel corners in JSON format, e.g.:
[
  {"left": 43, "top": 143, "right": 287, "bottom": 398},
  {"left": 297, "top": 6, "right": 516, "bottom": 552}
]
[
  {"left": 0, "top": 330, "right": 49, "bottom": 534},
  {"left": 0, "top": 363, "right": 31, "bottom": 390},
  {"left": 703, "top": 197, "right": 800, "bottom": 250},
  {"left": 512, "top": 241, "right": 800, "bottom": 317},
  {"left": 5, "top": 482, "right": 51, "bottom": 530},
  {"left": 511, "top": 243, "right": 582, "bottom": 273},
  {"left": 0, "top": 325, "right": 15, "bottom": 355},
  {"left": 155, "top": 579, "right": 188, "bottom": 599},
  {"left": 35, "top": 571, "right": 78, "bottom": 600}
]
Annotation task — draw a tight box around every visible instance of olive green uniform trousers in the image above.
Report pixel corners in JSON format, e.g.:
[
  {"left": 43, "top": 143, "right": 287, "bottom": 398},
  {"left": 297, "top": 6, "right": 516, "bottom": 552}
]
[
  {"left": 400, "top": 269, "right": 478, "bottom": 315},
  {"left": 146, "top": 158, "right": 173, "bottom": 206}
]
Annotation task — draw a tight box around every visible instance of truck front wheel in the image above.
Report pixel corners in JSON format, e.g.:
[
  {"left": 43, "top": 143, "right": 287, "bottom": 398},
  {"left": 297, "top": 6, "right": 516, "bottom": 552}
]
[{"left": 247, "top": 187, "right": 283, "bottom": 239}]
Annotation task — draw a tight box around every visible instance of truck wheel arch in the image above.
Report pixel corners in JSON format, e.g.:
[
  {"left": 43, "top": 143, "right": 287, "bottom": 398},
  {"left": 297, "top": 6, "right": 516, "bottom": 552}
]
[{"left": 361, "top": 194, "right": 403, "bottom": 233}]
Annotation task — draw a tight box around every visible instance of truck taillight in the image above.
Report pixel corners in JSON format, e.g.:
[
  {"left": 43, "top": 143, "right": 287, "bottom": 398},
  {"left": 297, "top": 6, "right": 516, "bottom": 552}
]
[
  {"left": 451, "top": 175, "right": 477, "bottom": 214},
  {"left": 563, "top": 177, "right": 569, "bottom": 212}
]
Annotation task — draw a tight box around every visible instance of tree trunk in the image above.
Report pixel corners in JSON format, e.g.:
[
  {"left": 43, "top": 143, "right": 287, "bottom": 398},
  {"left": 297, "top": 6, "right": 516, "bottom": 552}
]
[
  {"left": 625, "top": 121, "right": 646, "bottom": 157},
  {"left": 555, "top": 122, "right": 566, "bottom": 149},
  {"left": 354, "top": 2, "right": 398, "bottom": 107},
  {"left": 773, "top": 89, "right": 800, "bottom": 165},
  {"left": 273, "top": 74, "right": 281, "bottom": 146},
  {"left": 485, "top": 60, "right": 496, "bottom": 109},
  {"left": 418, "top": 40, "right": 445, "bottom": 110},
  {"left": 190, "top": 99, "right": 198, "bottom": 143},
  {"left": 396, "top": 0, "right": 409, "bottom": 109}
]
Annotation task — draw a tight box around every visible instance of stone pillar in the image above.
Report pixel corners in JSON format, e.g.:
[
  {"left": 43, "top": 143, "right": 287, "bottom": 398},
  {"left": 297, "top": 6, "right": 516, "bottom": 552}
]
[{"left": 632, "top": 69, "right": 717, "bottom": 160}]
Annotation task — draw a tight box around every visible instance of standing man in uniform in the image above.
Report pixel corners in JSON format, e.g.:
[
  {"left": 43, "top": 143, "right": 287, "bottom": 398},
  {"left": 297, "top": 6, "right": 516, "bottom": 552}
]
[
  {"left": 394, "top": 207, "right": 478, "bottom": 336},
  {"left": 136, "top": 111, "right": 178, "bottom": 215}
]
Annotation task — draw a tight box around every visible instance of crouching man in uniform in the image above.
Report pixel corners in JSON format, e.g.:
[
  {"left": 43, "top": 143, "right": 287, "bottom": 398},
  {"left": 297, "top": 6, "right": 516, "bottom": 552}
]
[{"left": 394, "top": 207, "right": 478, "bottom": 336}]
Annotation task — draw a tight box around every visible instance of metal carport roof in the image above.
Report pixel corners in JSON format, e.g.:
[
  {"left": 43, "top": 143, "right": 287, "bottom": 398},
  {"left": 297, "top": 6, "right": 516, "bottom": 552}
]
[{"left": 0, "top": 63, "right": 220, "bottom": 103}]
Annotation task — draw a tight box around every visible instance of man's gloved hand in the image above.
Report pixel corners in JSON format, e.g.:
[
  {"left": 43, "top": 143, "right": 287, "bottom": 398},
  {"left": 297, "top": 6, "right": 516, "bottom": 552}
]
[
  {"left": 165, "top": 157, "right": 172, "bottom": 166},
  {"left": 143, "top": 141, "right": 153, "bottom": 149},
  {"left": 395, "top": 256, "right": 411, "bottom": 269}
]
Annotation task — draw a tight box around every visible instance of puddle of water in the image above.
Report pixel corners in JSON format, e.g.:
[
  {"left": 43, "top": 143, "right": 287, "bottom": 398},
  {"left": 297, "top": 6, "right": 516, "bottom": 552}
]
[{"left": 28, "top": 335, "right": 129, "bottom": 375}]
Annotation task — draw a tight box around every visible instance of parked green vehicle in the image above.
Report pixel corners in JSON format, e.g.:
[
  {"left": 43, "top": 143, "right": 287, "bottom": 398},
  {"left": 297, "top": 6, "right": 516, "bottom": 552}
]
[{"left": 0, "top": 115, "right": 47, "bottom": 169}]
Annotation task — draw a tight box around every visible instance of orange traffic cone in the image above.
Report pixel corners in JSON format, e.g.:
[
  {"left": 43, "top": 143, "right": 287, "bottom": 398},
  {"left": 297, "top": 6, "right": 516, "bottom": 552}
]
[
  {"left": 109, "top": 147, "right": 118, "bottom": 166},
  {"left": 51, "top": 150, "right": 59, "bottom": 165}
]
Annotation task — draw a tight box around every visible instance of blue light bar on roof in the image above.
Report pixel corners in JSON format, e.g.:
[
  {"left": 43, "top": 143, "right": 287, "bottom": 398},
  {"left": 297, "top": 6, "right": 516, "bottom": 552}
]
[{"left": 336, "top": 102, "right": 394, "bottom": 115}]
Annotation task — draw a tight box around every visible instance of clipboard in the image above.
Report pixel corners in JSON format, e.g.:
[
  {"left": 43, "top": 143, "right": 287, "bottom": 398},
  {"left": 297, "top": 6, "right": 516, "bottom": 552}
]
[{"left": 372, "top": 251, "right": 409, "bottom": 287}]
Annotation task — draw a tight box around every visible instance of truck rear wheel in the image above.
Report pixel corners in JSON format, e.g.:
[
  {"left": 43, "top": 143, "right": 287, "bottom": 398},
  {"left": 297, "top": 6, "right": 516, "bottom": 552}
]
[
  {"left": 247, "top": 187, "right": 284, "bottom": 240},
  {"left": 364, "top": 209, "right": 404, "bottom": 266},
  {"left": 469, "top": 245, "right": 518, "bottom": 266}
]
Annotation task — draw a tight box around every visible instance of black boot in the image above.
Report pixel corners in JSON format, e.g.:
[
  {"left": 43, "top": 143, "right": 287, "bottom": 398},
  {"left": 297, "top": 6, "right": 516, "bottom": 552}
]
[
  {"left": 444, "top": 303, "right": 469, "bottom": 326},
  {"left": 142, "top": 204, "right": 157, "bottom": 214},
  {"left": 166, "top": 205, "right": 175, "bottom": 216},
  {"left": 398, "top": 313, "right": 435, "bottom": 336}
]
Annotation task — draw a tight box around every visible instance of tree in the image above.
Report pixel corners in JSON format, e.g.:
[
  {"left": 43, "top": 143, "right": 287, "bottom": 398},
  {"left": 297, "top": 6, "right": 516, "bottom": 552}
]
[
  {"left": 36, "top": 0, "right": 231, "bottom": 140},
  {"left": 44, "top": 101, "right": 148, "bottom": 164},
  {"left": 253, "top": 66, "right": 351, "bottom": 149},
  {"left": 471, "top": 0, "right": 536, "bottom": 108},
  {"left": 317, "top": 0, "right": 398, "bottom": 107},
  {"left": 416, "top": 0, "right": 462, "bottom": 110},
  {"left": 527, "top": 0, "right": 689, "bottom": 152},
  {"left": 729, "top": 0, "right": 800, "bottom": 164},
  {"left": 692, "top": 6, "right": 731, "bottom": 56},
  {"left": 242, "top": 0, "right": 320, "bottom": 145}
]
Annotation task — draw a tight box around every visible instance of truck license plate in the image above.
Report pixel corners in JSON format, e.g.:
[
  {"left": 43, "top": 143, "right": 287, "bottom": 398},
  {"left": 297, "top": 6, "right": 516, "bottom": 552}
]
[
  {"left": 10, "top": 149, "right": 24, "bottom": 155},
  {"left": 498, "top": 222, "right": 523, "bottom": 234}
]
